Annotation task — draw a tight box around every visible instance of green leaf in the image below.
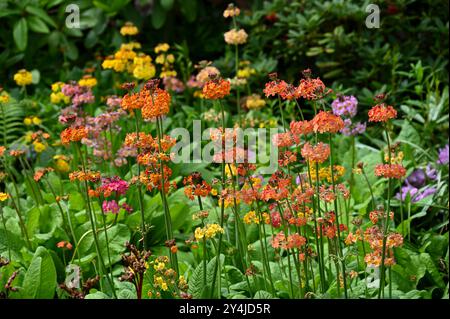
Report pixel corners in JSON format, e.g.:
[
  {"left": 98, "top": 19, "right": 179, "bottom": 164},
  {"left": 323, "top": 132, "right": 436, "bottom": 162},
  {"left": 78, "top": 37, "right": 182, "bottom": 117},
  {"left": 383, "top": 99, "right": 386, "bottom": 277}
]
[
  {"left": 179, "top": 0, "right": 197, "bottom": 23},
  {"left": 21, "top": 247, "right": 57, "bottom": 299},
  {"left": 31, "top": 69, "right": 40, "bottom": 84},
  {"left": 85, "top": 291, "right": 111, "bottom": 299},
  {"left": 25, "top": 6, "right": 57, "bottom": 28},
  {"left": 253, "top": 290, "right": 274, "bottom": 299},
  {"left": 188, "top": 255, "right": 224, "bottom": 298},
  {"left": 13, "top": 18, "right": 28, "bottom": 51},
  {"left": 27, "top": 16, "right": 50, "bottom": 33},
  {"left": 161, "top": 0, "right": 175, "bottom": 10},
  {"left": 151, "top": 1, "right": 167, "bottom": 29},
  {"left": 69, "top": 192, "right": 85, "bottom": 211}
]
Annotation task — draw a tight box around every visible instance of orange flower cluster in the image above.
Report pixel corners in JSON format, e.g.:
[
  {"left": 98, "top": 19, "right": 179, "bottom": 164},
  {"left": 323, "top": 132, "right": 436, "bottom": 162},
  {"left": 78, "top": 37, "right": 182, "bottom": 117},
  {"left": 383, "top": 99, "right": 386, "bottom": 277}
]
[
  {"left": 363, "top": 226, "right": 403, "bottom": 267},
  {"left": 374, "top": 164, "right": 406, "bottom": 179},
  {"left": 317, "top": 212, "right": 347, "bottom": 239},
  {"left": 260, "top": 171, "right": 292, "bottom": 202},
  {"left": 121, "top": 87, "right": 171, "bottom": 120},
  {"left": 369, "top": 210, "right": 394, "bottom": 224},
  {"left": 60, "top": 126, "right": 87, "bottom": 145},
  {"left": 368, "top": 104, "right": 397, "bottom": 122},
  {"left": 272, "top": 132, "right": 298, "bottom": 148},
  {"left": 33, "top": 167, "right": 54, "bottom": 182},
  {"left": 263, "top": 79, "right": 288, "bottom": 97},
  {"left": 296, "top": 77, "right": 329, "bottom": 100},
  {"left": 301, "top": 142, "right": 330, "bottom": 164},
  {"left": 69, "top": 170, "right": 101, "bottom": 182},
  {"left": 56, "top": 241, "right": 73, "bottom": 250},
  {"left": 141, "top": 88, "right": 171, "bottom": 120},
  {"left": 290, "top": 120, "right": 313, "bottom": 136},
  {"left": 202, "top": 78, "right": 231, "bottom": 99},
  {"left": 124, "top": 133, "right": 175, "bottom": 152},
  {"left": 183, "top": 172, "right": 212, "bottom": 200},
  {"left": 271, "top": 231, "right": 306, "bottom": 249},
  {"left": 311, "top": 111, "right": 344, "bottom": 134},
  {"left": 139, "top": 166, "right": 176, "bottom": 193}
]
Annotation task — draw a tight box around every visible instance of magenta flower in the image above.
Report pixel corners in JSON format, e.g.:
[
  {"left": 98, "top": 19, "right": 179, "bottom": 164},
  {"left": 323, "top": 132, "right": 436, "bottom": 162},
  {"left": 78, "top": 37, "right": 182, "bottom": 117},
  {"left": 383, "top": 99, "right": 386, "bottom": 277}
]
[{"left": 102, "top": 200, "right": 120, "bottom": 214}]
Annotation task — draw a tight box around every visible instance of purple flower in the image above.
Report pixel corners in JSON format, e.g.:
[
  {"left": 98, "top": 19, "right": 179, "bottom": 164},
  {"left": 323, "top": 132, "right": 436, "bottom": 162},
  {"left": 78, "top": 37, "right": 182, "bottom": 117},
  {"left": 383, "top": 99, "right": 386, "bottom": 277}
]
[
  {"left": 426, "top": 164, "right": 437, "bottom": 180},
  {"left": 102, "top": 200, "right": 120, "bottom": 214},
  {"left": 396, "top": 184, "right": 419, "bottom": 201},
  {"left": 331, "top": 95, "right": 358, "bottom": 118},
  {"left": 437, "top": 144, "right": 449, "bottom": 165},
  {"left": 414, "top": 187, "right": 437, "bottom": 202},
  {"left": 341, "top": 118, "right": 366, "bottom": 136},
  {"left": 406, "top": 169, "right": 426, "bottom": 188}
]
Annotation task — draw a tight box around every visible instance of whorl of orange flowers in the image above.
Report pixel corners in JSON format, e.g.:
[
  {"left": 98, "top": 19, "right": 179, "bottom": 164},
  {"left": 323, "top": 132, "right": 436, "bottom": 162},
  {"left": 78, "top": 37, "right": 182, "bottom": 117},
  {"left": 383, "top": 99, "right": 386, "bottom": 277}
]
[
  {"left": 290, "top": 120, "right": 313, "bottom": 135},
  {"left": 202, "top": 78, "right": 231, "bottom": 99},
  {"left": 368, "top": 104, "right": 397, "bottom": 122},
  {"left": 301, "top": 142, "right": 330, "bottom": 164},
  {"left": 141, "top": 87, "right": 171, "bottom": 120},
  {"left": 374, "top": 164, "right": 406, "bottom": 179},
  {"left": 311, "top": 111, "right": 344, "bottom": 134},
  {"left": 69, "top": 170, "right": 101, "bottom": 182},
  {"left": 60, "top": 126, "right": 87, "bottom": 145},
  {"left": 121, "top": 92, "right": 142, "bottom": 111}
]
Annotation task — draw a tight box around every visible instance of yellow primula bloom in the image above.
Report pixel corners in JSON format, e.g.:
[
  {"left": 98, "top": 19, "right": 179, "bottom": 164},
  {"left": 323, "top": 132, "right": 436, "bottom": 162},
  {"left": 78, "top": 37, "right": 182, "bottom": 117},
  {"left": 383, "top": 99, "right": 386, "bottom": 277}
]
[
  {"left": 194, "top": 224, "right": 224, "bottom": 241},
  {"left": 24, "top": 117, "right": 32, "bottom": 126},
  {"left": 225, "top": 164, "right": 237, "bottom": 178},
  {"left": 120, "top": 22, "right": 139, "bottom": 36},
  {"left": 32, "top": 117, "right": 42, "bottom": 125},
  {"left": 160, "top": 70, "right": 177, "bottom": 78},
  {"left": 55, "top": 158, "right": 70, "bottom": 173},
  {"left": 121, "top": 42, "right": 141, "bottom": 50},
  {"left": 0, "top": 192, "right": 10, "bottom": 202},
  {"left": 78, "top": 76, "right": 97, "bottom": 88},
  {"left": 154, "top": 43, "right": 170, "bottom": 53},
  {"left": 237, "top": 67, "right": 256, "bottom": 79},
  {"left": 51, "top": 82, "right": 64, "bottom": 92},
  {"left": 246, "top": 94, "right": 266, "bottom": 110},
  {"left": 33, "top": 141, "right": 46, "bottom": 153},
  {"left": 14, "top": 69, "right": 33, "bottom": 86},
  {"left": 133, "top": 64, "right": 155, "bottom": 80},
  {"left": 0, "top": 92, "right": 10, "bottom": 104}
]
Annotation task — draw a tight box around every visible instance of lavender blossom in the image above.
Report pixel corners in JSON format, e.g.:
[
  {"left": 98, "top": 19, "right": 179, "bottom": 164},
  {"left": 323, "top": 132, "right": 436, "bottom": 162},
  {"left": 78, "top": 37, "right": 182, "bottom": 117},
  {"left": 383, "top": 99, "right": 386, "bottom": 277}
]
[
  {"left": 331, "top": 95, "right": 358, "bottom": 118},
  {"left": 437, "top": 144, "right": 449, "bottom": 165}
]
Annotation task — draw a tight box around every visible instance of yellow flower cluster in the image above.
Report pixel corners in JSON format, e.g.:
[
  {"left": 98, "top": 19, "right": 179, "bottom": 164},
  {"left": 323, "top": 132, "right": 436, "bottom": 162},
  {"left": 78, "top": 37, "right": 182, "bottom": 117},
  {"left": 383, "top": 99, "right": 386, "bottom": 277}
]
[
  {"left": 33, "top": 141, "right": 46, "bottom": 153},
  {"left": 102, "top": 39, "right": 156, "bottom": 80},
  {"left": 120, "top": 22, "right": 139, "bottom": 36},
  {"left": 384, "top": 151, "right": 404, "bottom": 164},
  {"left": 13, "top": 69, "right": 33, "bottom": 86},
  {"left": 0, "top": 192, "right": 9, "bottom": 202},
  {"left": 194, "top": 223, "right": 224, "bottom": 241},
  {"left": 24, "top": 116, "right": 41, "bottom": 126},
  {"left": 243, "top": 210, "right": 270, "bottom": 225},
  {"left": 54, "top": 154, "right": 71, "bottom": 173},
  {"left": 237, "top": 62, "right": 256, "bottom": 79},
  {"left": 154, "top": 43, "right": 177, "bottom": 78},
  {"left": 245, "top": 94, "right": 266, "bottom": 110},
  {"left": 309, "top": 165, "right": 345, "bottom": 183},
  {"left": 133, "top": 54, "right": 156, "bottom": 80},
  {"left": 0, "top": 91, "right": 10, "bottom": 104},
  {"left": 78, "top": 75, "right": 97, "bottom": 87},
  {"left": 224, "top": 29, "right": 248, "bottom": 45},
  {"left": 225, "top": 164, "right": 237, "bottom": 178},
  {"left": 50, "top": 82, "right": 70, "bottom": 104}
]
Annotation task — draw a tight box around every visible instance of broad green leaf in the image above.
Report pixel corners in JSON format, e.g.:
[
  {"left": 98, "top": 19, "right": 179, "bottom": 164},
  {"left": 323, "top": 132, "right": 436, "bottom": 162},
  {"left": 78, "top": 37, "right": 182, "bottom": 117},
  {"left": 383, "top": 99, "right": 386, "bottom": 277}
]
[
  {"left": 13, "top": 18, "right": 28, "bottom": 51},
  {"left": 27, "top": 16, "right": 50, "bottom": 33},
  {"left": 21, "top": 247, "right": 57, "bottom": 299}
]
